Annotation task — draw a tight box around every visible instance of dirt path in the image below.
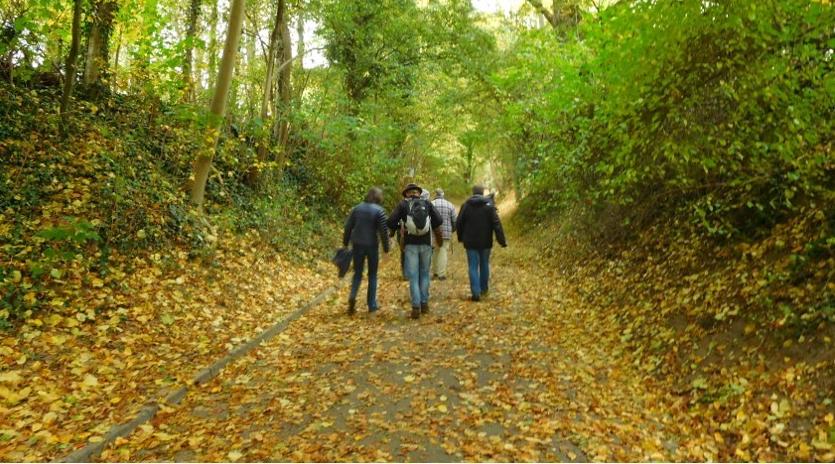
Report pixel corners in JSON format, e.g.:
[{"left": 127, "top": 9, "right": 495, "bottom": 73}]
[{"left": 95, "top": 237, "right": 681, "bottom": 462}]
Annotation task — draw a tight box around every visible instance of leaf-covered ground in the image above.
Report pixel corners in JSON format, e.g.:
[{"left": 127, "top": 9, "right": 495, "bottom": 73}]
[
  {"left": 0, "top": 236, "right": 330, "bottom": 461},
  {"left": 90, "top": 242, "right": 690, "bottom": 462},
  {"left": 3, "top": 205, "right": 833, "bottom": 461}
]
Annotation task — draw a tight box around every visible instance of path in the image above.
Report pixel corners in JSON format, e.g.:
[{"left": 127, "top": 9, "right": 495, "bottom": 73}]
[{"left": 96, "top": 234, "right": 680, "bottom": 462}]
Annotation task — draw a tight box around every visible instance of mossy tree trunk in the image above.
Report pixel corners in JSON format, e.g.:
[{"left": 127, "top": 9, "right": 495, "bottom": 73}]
[{"left": 189, "top": 0, "right": 246, "bottom": 207}]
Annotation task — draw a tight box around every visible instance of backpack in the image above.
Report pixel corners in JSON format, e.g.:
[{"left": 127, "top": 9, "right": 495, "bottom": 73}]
[{"left": 405, "top": 198, "right": 431, "bottom": 236}]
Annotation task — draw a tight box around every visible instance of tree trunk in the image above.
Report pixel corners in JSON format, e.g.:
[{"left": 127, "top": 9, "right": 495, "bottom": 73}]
[
  {"left": 183, "top": 0, "right": 201, "bottom": 101},
  {"left": 246, "top": 0, "right": 284, "bottom": 186},
  {"left": 83, "top": 0, "right": 117, "bottom": 90},
  {"left": 60, "top": 0, "right": 84, "bottom": 127},
  {"left": 245, "top": 18, "right": 257, "bottom": 120},
  {"left": 207, "top": 0, "right": 219, "bottom": 90},
  {"left": 295, "top": 18, "right": 304, "bottom": 69},
  {"left": 272, "top": 0, "right": 292, "bottom": 166},
  {"left": 189, "top": 0, "right": 247, "bottom": 207}
]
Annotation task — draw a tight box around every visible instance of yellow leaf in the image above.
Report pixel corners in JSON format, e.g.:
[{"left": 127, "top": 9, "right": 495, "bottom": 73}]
[
  {"left": 437, "top": 404, "right": 448, "bottom": 413},
  {"left": 81, "top": 374, "right": 99, "bottom": 388},
  {"left": 0, "top": 371, "right": 22, "bottom": 383},
  {"left": 403, "top": 375, "right": 416, "bottom": 383},
  {"left": 228, "top": 450, "right": 243, "bottom": 461}
]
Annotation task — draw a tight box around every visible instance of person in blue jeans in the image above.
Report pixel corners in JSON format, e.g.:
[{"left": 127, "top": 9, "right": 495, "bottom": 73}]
[
  {"left": 456, "top": 185, "right": 507, "bottom": 301},
  {"left": 343, "top": 187, "right": 390, "bottom": 315},
  {"left": 387, "top": 183, "right": 443, "bottom": 319}
]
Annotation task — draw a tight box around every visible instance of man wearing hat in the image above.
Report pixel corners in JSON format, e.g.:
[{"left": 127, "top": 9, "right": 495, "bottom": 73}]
[
  {"left": 431, "top": 188, "right": 457, "bottom": 280},
  {"left": 387, "top": 183, "right": 444, "bottom": 319}
]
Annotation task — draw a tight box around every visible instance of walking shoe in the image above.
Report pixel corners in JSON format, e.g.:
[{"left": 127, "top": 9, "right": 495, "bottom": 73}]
[
  {"left": 420, "top": 303, "right": 429, "bottom": 314},
  {"left": 347, "top": 300, "right": 357, "bottom": 316},
  {"left": 470, "top": 295, "right": 480, "bottom": 302},
  {"left": 411, "top": 307, "right": 421, "bottom": 319}
]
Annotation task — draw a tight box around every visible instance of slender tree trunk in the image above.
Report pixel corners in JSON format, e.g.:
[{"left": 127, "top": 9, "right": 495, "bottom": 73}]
[
  {"left": 83, "top": 0, "right": 117, "bottom": 91},
  {"left": 245, "top": 18, "right": 257, "bottom": 120},
  {"left": 207, "top": 0, "right": 219, "bottom": 91},
  {"left": 112, "top": 26, "right": 121, "bottom": 74},
  {"left": 272, "top": 0, "right": 292, "bottom": 166},
  {"left": 189, "top": 0, "right": 247, "bottom": 207},
  {"left": 183, "top": 0, "right": 201, "bottom": 101},
  {"left": 61, "top": 0, "right": 84, "bottom": 127},
  {"left": 246, "top": 0, "right": 284, "bottom": 186},
  {"left": 295, "top": 18, "right": 304, "bottom": 69}
]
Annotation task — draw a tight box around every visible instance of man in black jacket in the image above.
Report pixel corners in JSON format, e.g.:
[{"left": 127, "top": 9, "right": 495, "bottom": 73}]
[
  {"left": 387, "top": 183, "right": 443, "bottom": 319},
  {"left": 456, "top": 185, "right": 507, "bottom": 301},
  {"left": 343, "top": 187, "right": 390, "bottom": 315}
]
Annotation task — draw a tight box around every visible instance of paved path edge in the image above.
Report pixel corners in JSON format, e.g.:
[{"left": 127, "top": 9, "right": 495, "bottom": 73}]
[{"left": 56, "top": 280, "right": 343, "bottom": 463}]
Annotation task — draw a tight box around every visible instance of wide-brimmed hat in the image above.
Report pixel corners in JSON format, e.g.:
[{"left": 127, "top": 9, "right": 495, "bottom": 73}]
[{"left": 401, "top": 183, "right": 421, "bottom": 196}]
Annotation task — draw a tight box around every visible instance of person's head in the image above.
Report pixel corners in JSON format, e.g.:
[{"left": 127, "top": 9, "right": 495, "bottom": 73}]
[
  {"left": 472, "top": 185, "right": 485, "bottom": 196},
  {"left": 365, "top": 187, "right": 383, "bottom": 204},
  {"left": 402, "top": 183, "right": 421, "bottom": 198},
  {"left": 434, "top": 188, "right": 444, "bottom": 199},
  {"left": 420, "top": 189, "right": 430, "bottom": 201}
]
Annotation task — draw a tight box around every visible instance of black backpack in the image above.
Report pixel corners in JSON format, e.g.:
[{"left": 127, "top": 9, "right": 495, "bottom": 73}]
[{"left": 405, "top": 198, "right": 431, "bottom": 236}]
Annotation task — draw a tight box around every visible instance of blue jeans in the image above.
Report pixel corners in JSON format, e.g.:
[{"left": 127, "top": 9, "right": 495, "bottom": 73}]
[
  {"left": 466, "top": 248, "right": 491, "bottom": 297},
  {"left": 404, "top": 244, "right": 432, "bottom": 307},
  {"left": 349, "top": 245, "right": 379, "bottom": 310}
]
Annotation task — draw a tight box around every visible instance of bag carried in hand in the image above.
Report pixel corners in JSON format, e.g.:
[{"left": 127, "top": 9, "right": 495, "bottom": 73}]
[
  {"left": 405, "top": 198, "right": 431, "bottom": 236},
  {"left": 332, "top": 247, "right": 353, "bottom": 278}
]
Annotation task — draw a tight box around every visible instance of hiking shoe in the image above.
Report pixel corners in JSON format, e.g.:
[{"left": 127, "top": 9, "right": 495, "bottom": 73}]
[
  {"left": 470, "top": 295, "right": 480, "bottom": 302},
  {"left": 347, "top": 300, "right": 357, "bottom": 316},
  {"left": 411, "top": 307, "right": 421, "bottom": 319},
  {"left": 420, "top": 303, "right": 429, "bottom": 314}
]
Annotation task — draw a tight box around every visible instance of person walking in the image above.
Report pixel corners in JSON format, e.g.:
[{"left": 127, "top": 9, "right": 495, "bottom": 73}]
[
  {"left": 456, "top": 185, "right": 507, "bottom": 301},
  {"left": 343, "top": 187, "right": 390, "bottom": 315},
  {"left": 387, "top": 183, "right": 443, "bottom": 319},
  {"left": 431, "top": 188, "right": 456, "bottom": 280}
]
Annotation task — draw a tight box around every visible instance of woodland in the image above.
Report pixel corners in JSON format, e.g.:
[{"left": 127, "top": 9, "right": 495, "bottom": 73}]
[{"left": 0, "top": 0, "right": 834, "bottom": 461}]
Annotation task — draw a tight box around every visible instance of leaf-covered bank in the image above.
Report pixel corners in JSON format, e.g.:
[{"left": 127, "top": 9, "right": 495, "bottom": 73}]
[{"left": 516, "top": 209, "right": 835, "bottom": 461}]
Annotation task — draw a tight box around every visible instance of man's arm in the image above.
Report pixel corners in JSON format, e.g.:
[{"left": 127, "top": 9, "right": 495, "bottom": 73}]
[
  {"left": 428, "top": 204, "right": 442, "bottom": 246},
  {"left": 377, "top": 208, "right": 391, "bottom": 253},
  {"left": 455, "top": 204, "right": 465, "bottom": 242},
  {"left": 492, "top": 206, "right": 507, "bottom": 247},
  {"left": 343, "top": 209, "right": 356, "bottom": 247},
  {"left": 450, "top": 205, "right": 457, "bottom": 232},
  {"left": 386, "top": 201, "right": 403, "bottom": 235}
]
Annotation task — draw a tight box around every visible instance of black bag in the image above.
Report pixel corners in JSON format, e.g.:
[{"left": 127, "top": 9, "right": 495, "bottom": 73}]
[
  {"left": 332, "top": 247, "right": 353, "bottom": 278},
  {"left": 405, "top": 198, "right": 431, "bottom": 236}
]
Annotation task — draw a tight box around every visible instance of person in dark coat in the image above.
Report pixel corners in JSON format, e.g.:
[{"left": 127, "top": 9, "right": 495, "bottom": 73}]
[
  {"left": 387, "top": 183, "right": 443, "bottom": 319},
  {"left": 343, "top": 187, "right": 390, "bottom": 315},
  {"left": 456, "top": 185, "right": 507, "bottom": 301}
]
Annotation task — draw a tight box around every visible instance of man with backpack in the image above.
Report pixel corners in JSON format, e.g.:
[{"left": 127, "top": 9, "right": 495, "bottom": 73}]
[
  {"left": 387, "top": 183, "right": 443, "bottom": 319},
  {"left": 431, "top": 188, "right": 456, "bottom": 280},
  {"left": 343, "top": 187, "right": 390, "bottom": 316},
  {"left": 456, "top": 185, "right": 507, "bottom": 302}
]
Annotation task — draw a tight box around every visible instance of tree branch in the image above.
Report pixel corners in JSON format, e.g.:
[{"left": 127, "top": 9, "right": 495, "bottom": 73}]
[{"left": 526, "top": 0, "right": 557, "bottom": 29}]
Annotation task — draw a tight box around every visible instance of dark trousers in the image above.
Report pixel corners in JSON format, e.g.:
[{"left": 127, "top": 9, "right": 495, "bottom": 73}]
[{"left": 349, "top": 244, "right": 380, "bottom": 310}]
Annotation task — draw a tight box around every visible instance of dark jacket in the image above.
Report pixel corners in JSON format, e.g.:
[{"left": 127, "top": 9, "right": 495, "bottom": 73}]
[
  {"left": 387, "top": 198, "right": 443, "bottom": 247},
  {"left": 456, "top": 195, "right": 507, "bottom": 250},
  {"left": 343, "top": 202, "right": 390, "bottom": 252}
]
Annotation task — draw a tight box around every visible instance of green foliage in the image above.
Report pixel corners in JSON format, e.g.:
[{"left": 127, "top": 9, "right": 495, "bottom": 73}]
[{"left": 498, "top": 0, "right": 834, "bottom": 239}]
